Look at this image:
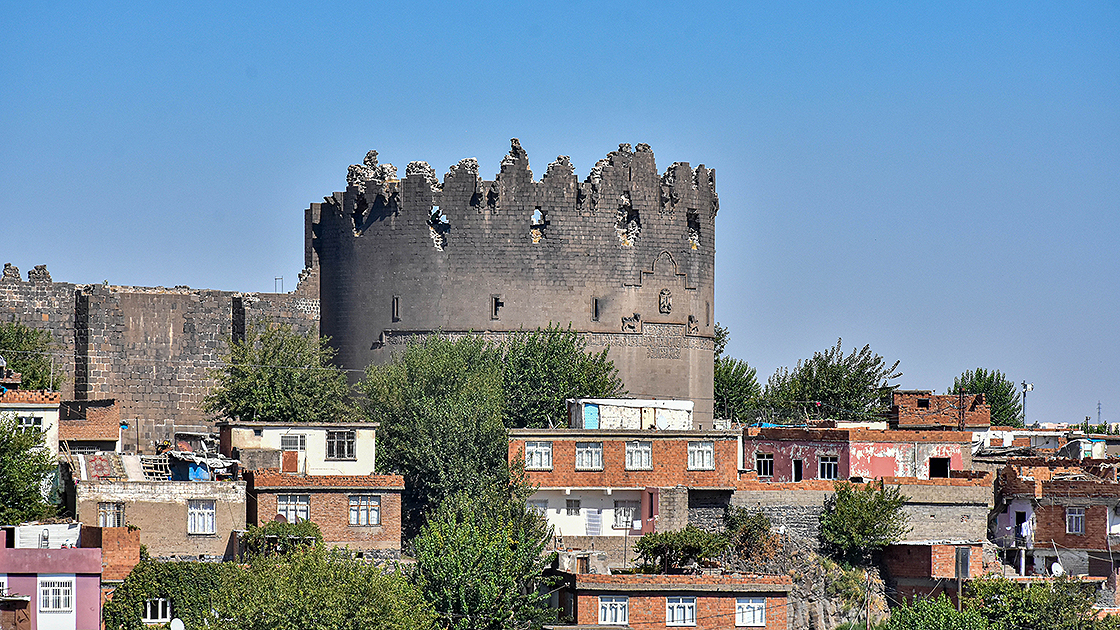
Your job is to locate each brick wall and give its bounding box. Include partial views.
[253,489,402,551]
[890,392,990,429]
[1035,504,1108,550]
[79,526,141,581]
[510,432,740,489]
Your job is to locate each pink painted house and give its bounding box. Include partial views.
[0,529,102,630]
[744,427,972,483]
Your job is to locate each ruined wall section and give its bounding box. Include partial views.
[0,264,319,439]
[313,141,718,423]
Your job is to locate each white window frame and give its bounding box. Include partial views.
[280,434,306,451]
[528,499,549,516]
[187,499,216,535]
[625,440,652,470]
[614,500,640,529]
[566,499,581,516]
[39,579,73,613]
[575,442,604,470]
[819,455,840,480]
[687,441,715,470]
[525,441,553,470]
[326,430,356,460]
[142,597,172,624]
[277,494,310,524]
[666,596,697,626]
[755,452,774,477]
[98,502,125,527]
[599,595,629,625]
[349,495,380,526]
[17,416,43,433]
[0,575,6,597]
[736,597,766,627]
[1067,507,1085,535]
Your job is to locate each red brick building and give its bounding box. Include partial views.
[553,573,791,629]
[59,399,121,454]
[245,469,404,554]
[883,542,987,605]
[886,390,990,431]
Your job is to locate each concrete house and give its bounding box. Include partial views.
[0,528,102,630]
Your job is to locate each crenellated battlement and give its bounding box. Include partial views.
[308,139,722,425]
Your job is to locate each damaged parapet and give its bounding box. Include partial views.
[308,139,721,426]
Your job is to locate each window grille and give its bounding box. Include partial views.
[277,495,310,524]
[525,442,552,470]
[349,495,380,526]
[575,442,604,470]
[625,441,652,470]
[187,500,216,534]
[39,580,73,612]
[687,441,714,470]
[326,430,355,460]
[98,502,125,527]
[599,596,628,625]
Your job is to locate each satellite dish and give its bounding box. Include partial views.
[170,619,185,630]
[1051,562,1065,576]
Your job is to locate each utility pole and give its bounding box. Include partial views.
[1022,382,1034,425]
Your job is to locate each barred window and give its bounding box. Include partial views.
[525,442,552,470]
[277,494,310,523]
[736,597,766,626]
[349,495,380,526]
[599,596,628,625]
[614,500,640,529]
[666,596,696,626]
[280,434,306,451]
[566,499,581,516]
[326,430,356,460]
[142,598,171,624]
[187,500,216,534]
[575,442,604,470]
[687,441,714,470]
[98,502,124,527]
[39,580,73,612]
[625,441,652,470]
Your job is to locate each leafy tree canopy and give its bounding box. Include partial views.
[634,525,728,573]
[763,338,901,422]
[820,480,910,565]
[239,519,323,558]
[0,321,63,390]
[884,593,989,630]
[713,322,730,359]
[964,575,1120,630]
[714,356,761,422]
[0,412,57,524]
[412,482,556,630]
[501,325,624,429]
[203,322,354,424]
[723,506,773,560]
[950,368,1023,428]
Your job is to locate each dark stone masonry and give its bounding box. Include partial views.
[310,140,719,424]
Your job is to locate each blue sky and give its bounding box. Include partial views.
[2,1,1117,424]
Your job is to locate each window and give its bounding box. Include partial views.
[614,500,640,529]
[1067,507,1085,534]
[793,459,803,482]
[917,398,930,408]
[490,295,503,320]
[736,597,766,626]
[626,441,652,470]
[326,430,356,460]
[39,580,73,612]
[819,456,839,480]
[280,434,306,451]
[187,500,216,534]
[666,596,696,626]
[98,502,124,527]
[755,453,774,477]
[575,442,604,470]
[687,441,714,470]
[391,295,400,322]
[0,575,6,596]
[142,598,171,624]
[591,297,601,322]
[277,495,310,523]
[929,457,951,478]
[528,499,548,516]
[525,441,552,470]
[349,495,380,526]
[599,596,628,625]
[566,499,581,516]
[17,416,42,433]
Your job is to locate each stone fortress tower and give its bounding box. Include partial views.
[306,140,719,425]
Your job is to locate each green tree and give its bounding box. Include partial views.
[820,480,910,565]
[501,325,624,429]
[212,546,433,630]
[964,575,1120,630]
[633,525,728,573]
[0,322,63,390]
[412,484,556,630]
[884,594,988,630]
[763,338,901,422]
[0,412,57,524]
[238,519,323,558]
[723,506,772,560]
[714,356,761,422]
[950,368,1023,428]
[103,552,239,630]
[713,322,730,359]
[361,335,509,536]
[203,322,354,424]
